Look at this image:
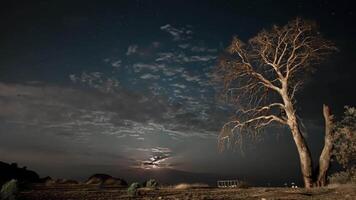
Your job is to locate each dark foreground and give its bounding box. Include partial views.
[19,184,356,200]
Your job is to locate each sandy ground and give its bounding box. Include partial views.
[18,184,356,200]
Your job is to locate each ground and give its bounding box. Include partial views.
[18,184,356,200]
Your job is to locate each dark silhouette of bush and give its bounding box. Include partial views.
[0,161,39,186]
[328,169,356,185]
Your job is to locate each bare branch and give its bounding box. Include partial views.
[215,18,336,152]
[238,103,285,115]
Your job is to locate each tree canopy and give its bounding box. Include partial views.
[215,18,337,188]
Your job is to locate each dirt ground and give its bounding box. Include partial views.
[18,184,356,200]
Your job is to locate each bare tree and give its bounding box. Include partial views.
[215,18,337,188]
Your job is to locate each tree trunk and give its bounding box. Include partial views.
[289,121,314,188]
[315,104,333,187]
[282,89,314,188]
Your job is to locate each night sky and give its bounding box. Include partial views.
[0,0,355,186]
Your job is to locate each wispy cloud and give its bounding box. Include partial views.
[160,24,193,41]
[0,82,219,142]
[111,59,122,68]
[126,44,138,55]
[140,73,160,80]
[156,52,216,63]
[69,72,119,93]
[171,83,187,89]
[191,46,217,53]
[18,23,227,171]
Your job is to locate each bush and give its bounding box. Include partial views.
[332,106,356,171]
[0,179,18,200]
[328,168,356,185]
[235,181,250,188]
[127,182,140,196]
[145,179,159,189]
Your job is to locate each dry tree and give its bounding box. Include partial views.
[214,18,337,188]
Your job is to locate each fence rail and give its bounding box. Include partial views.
[217,180,240,188]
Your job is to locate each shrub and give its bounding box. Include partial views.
[0,179,18,200]
[127,182,140,196]
[236,181,249,188]
[145,179,159,189]
[332,106,356,171]
[328,168,356,185]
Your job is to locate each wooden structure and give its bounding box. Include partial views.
[217,180,240,188]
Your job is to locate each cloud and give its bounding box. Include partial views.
[191,46,217,53]
[178,44,190,49]
[132,146,174,169]
[69,72,119,93]
[131,62,182,79]
[171,83,187,89]
[181,72,200,82]
[189,55,216,62]
[126,44,138,55]
[152,147,171,154]
[63,26,222,155]
[156,52,216,63]
[111,59,122,68]
[0,81,224,172]
[140,73,160,80]
[155,52,174,62]
[0,82,220,143]
[135,147,171,154]
[3,23,224,172]
[160,24,193,41]
[133,63,164,73]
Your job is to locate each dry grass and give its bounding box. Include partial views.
[327,182,356,189]
[18,183,356,200]
[173,183,209,189]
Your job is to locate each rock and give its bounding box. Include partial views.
[86,174,112,184]
[55,179,79,184]
[40,176,55,186]
[85,174,127,187]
